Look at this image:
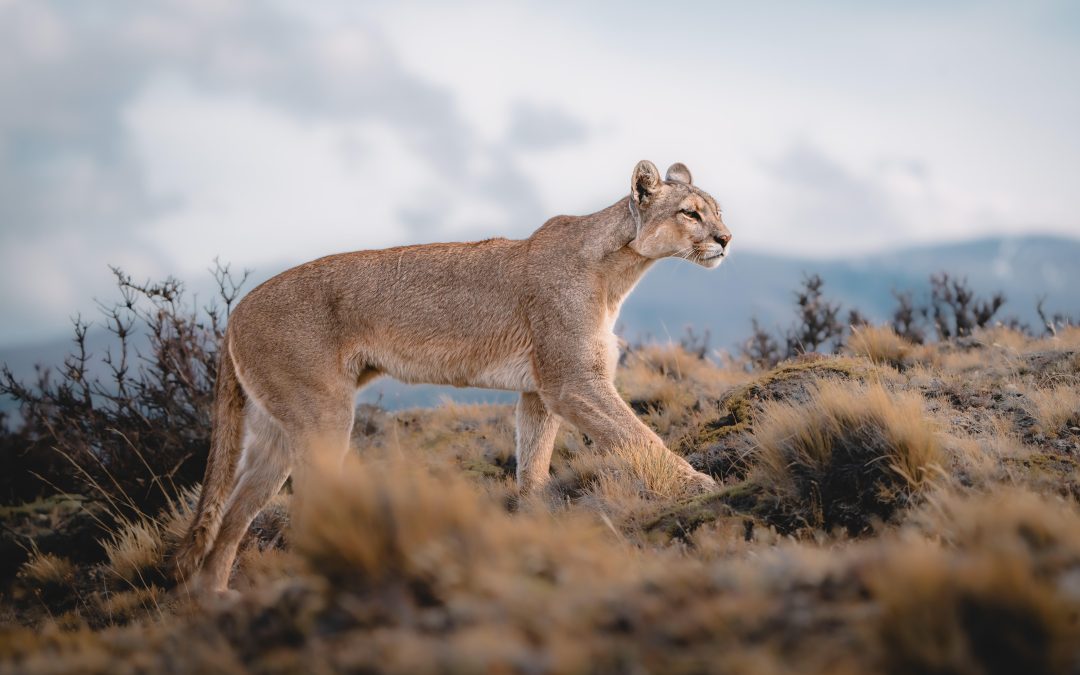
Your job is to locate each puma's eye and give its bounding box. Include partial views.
[679,209,701,221]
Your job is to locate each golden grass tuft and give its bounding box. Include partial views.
[622,343,745,393]
[870,538,1077,675]
[97,584,167,623]
[617,344,749,440]
[1025,385,1080,437]
[1053,325,1080,349]
[19,552,75,589]
[103,517,165,585]
[159,485,201,547]
[870,490,1080,674]
[291,458,494,591]
[912,487,1080,568]
[605,439,711,498]
[752,381,943,533]
[846,325,928,369]
[290,454,631,634]
[974,325,1031,352]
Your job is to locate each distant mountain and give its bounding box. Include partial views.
[3,235,1077,412]
[620,234,1080,353]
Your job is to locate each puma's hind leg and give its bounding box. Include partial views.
[196,368,370,594]
[197,402,293,593]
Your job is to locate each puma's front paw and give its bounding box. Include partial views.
[683,469,718,495]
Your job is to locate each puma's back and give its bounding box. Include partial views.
[227,237,535,395]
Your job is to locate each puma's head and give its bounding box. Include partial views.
[627,160,732,269]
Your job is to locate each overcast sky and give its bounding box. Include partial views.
[1,0,1078,347]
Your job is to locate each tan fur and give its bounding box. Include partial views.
[176,160,733,592]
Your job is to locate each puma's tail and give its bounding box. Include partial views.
[172,337,246,583]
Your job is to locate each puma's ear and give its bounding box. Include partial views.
[665,162,692,184]
[631,160,662,206]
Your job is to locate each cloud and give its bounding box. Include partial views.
[762,143,954,255]
[768,143,901,237]
[505,101,589,151]
[0,1,555,237]
[0,0,590,345]
[1,0,1078,347]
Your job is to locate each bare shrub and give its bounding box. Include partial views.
[678,326,711,360]
[742,275,851,369]
[785,274,847,356]
[928,272,1006,339]
[890,290,926,344]
[742,273,1030,371]
[752,381,942,533]
[0,262,248,515]
[742,318,783,369]
[1036,296,1078,337]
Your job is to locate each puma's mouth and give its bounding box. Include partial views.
[698,244,729,268]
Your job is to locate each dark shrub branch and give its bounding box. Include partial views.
[0,262,249,513]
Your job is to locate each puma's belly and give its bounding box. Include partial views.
[372,346,536,392]
[469,350,537,391]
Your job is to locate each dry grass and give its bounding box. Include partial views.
[97,584,168,624]
[19,553,75,588]
[292,458,494,590]
[3,338,1080,673]
[618,344,749,439]
[621,343,745,397]
[102,517,165,586]
[1026,385,1080,437]
[869,537,1077,675]
[975,325,1032,352]
[846,324,938,370]
[752,381,943,533]
[872,489,1080,674]
[602,438,706,498]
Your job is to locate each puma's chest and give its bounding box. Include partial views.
[601,307,622,375]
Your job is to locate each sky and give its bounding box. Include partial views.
[1,0,1078,347]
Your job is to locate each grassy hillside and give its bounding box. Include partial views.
[2,323,1079,673]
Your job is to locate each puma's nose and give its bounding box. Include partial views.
[713,232,732,248]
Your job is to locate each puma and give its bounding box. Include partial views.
[175,160,733,592]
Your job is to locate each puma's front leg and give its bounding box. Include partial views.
[515,392,561,495]
[537,363,716,495]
